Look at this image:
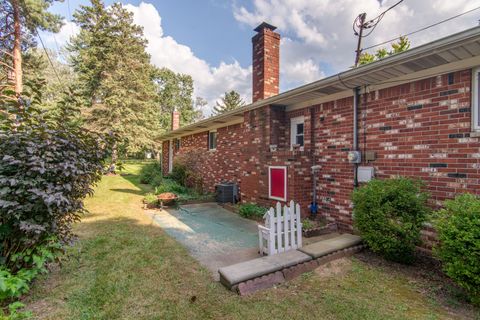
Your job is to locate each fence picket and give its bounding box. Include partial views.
[296,203,302,248]
[257,201,303,256]
[283,205,289,251]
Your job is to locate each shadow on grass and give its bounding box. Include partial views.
[27,212,479,320]
[120,174,153,194]
[27,214,222,320]
[109,188,145,196]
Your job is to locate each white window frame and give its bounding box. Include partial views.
[290,116,305,151]
[268,166,287,202]
[208,130,217,150]
[472,67,480,131]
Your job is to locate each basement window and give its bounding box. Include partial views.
[208,130,217,150]
[268,166,287,202]
[473,67,480,131]
[290,116,305,150]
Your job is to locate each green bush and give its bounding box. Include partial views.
[0,237,62,303]
[302,219,314,230]
[434,193,480,305]
[0,113,108,271]
[155,179,188,195]
[170,150,206,192]
[170,163,188,187]
[238,203,266,220]
[143,193,158,206]
[352,177,429,264]
[139,162,162,185]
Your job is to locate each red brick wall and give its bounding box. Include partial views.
[161,140,169,174]
[252,26,280,102]
[171,124,245,192]
[161,69,480,247]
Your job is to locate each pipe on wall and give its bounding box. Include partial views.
[353,87,360,187]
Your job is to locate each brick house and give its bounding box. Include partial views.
[159,23,480,246]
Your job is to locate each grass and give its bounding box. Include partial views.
[22,162,478,319]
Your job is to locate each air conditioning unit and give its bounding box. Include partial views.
[215,182,238,204]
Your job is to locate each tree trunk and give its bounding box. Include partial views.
[12,0,22,96]
[110,141,118,174]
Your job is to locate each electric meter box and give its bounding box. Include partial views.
[347,151,362,164]
[358,166,375,182]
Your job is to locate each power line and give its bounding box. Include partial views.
[20,0,64,84]
[363,5,480,51]
[353,0,405,38]
[35,28,62,84]
[353,0,405,66]
[66,0,75,36]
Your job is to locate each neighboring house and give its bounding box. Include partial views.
[159,22,480,248]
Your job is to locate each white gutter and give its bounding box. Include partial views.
[158,26,480,141]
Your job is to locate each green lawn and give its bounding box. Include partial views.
[23,163,478,319]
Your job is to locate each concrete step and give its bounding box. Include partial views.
[218,250,312,288]
[298,233,362,258]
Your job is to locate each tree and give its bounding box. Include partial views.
[212,90,245,115]
[68,0,160,164]
[153,67,202,131]
[0,0,63,100]
[22,48,76,113]
[193,97,207,121]
[358,36,410,66]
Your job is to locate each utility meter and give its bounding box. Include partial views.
[348,151,362,164]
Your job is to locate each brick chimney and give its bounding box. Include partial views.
[252,22,280,103]
[171,109,180,131]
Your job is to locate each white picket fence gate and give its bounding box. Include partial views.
[258,201,302,256]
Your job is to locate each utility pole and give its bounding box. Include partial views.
[12,0,23,96]
[354,13,366,67]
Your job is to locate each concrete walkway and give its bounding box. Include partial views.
[149,203,260,279]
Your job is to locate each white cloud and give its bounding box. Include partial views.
[43,20,79,49]
[125,2,251,115]
[234,0,480,91]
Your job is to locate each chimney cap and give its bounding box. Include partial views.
[254,22,277,33]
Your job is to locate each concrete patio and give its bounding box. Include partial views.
[148,203,260,279]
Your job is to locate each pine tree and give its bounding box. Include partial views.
[212,90,245,115]
[68,0,160,161]
[1,0,62,102]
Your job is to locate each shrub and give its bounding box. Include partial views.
[302,219,314,230]
[155,179,188,195]
[170,149,206,192]
[352,177,429,264]
[0,115,108,271]
[143,193,158,206]
[139,162,162,185]
[434,193,480,305]
[238,203,266,220]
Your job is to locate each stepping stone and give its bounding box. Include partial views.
[219,250,312,288]
[299,234,362,259]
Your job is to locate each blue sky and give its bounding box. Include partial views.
[43,0,480,115]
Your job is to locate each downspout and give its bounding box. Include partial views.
[353,87,360,187]
[309,107,319,218]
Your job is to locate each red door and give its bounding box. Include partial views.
[269,166,287,201]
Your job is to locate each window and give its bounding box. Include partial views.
[268,166,287,201]
[290,116,305,150]
[175,138,181,150]
[473,67,480,131]
[208,130,217,150]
